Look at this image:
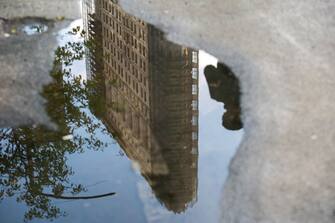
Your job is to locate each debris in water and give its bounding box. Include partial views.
[62,134,73,141]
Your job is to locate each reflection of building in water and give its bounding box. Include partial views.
[83,0,107,117]
[84,0,199,213]
[82,0,103,79]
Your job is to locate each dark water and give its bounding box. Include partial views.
[0,2,243,223]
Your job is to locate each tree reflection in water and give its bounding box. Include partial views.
[0,29,114,222]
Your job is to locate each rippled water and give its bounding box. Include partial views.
[0,1,243,222]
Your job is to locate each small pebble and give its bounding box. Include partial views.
[56,16,65,21]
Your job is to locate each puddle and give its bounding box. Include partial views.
[22,23,48,35]
[0,1,243,223]
[0,18,52,37]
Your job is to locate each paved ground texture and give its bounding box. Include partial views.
[118,0,335,222]
[0,0,80,128]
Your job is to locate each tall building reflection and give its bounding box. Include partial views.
[83,0,199,213]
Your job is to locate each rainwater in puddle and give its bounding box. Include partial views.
[0,1,243,222]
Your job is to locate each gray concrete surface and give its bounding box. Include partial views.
[0,0,81,19]
[0,0,80,128]
[118,0,335,222]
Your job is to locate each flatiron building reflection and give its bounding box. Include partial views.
[83,0,199,213]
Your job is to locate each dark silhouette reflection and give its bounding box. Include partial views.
[84,1,199,213]
[0,30,115,221]
[204,63,243,130]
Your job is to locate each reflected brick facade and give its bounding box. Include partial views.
[85,0,199,213]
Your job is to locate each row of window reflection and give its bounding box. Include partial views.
[104,53,198,102]
[107,81,150,120]
[192,67,198,79]
[107,101,150,145]
[104,54,148,104]
[106,65,149,104]
[107,106,198,148]
[103,38,147,76]
[102,27,147,69]
[192,51,198,64]
[107,97,198,145]
[192,84,198,95]
[102,1,146,42]
[103,17,146,56]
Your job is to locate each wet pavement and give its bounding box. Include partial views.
[0,2,243,223]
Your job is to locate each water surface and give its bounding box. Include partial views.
[0,2,243,222]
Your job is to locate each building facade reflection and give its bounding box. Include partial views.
[84,0,199,213]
